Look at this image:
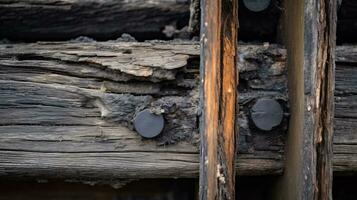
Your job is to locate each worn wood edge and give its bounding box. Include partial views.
[313,0,336,199]
[199,0,238,199]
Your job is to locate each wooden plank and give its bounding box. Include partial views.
[199,0,238,199]
[0,41,286,181]
[313,0,336,199]
[0,0,190,41]
[275,0,336,199]
[0,41,357,182]
[334,46,357,173]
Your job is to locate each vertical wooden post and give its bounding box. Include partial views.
[275,0,336,199]
[199,0,238,199]
[313,0,336,199]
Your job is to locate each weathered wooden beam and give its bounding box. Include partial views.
[313,0,336,199]
[334,46,357,173]
[276,0,336,199]
[1,41,357,183]
[0,41,286,181]
[0,0,190,41]
[199,0,238,199]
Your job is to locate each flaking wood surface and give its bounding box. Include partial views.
[0,0,190,41]
[0,41,356,181]
[314,0,336,199]
[0,41,356,180]
[0,41,286,180]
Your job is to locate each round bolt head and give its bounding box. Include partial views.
[250,99,283,131]
[133,109,164,138]
[243,0,271,12]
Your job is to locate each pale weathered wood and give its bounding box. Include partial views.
[0,41,356,182]
[0,41,286,181]
[0,0,190,41]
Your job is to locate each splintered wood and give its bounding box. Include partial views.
[199,0,238,199]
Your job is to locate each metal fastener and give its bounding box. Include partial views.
[243,0,271,12]
[250,98,283,131]
[133,109,164,138]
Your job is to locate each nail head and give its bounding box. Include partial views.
[133,109,164,138]
[250,98,283,131]
[243,0,271,12]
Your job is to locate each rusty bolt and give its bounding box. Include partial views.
[133,109,164,138]
[250,98,283,131]
[243,0,271,12]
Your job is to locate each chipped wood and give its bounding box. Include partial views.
[0,41,287,181]
[314,0,336,199]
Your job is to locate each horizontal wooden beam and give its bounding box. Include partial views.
[0,41,285,180]
[0,41,356,181]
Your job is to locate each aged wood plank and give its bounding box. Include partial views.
[199,0,238,199]
[275,0,336,199]
[0,41,286,180]
[334,46,357,173]
[0,0,190,41]
[1,41,357,181]
[314,1,336,199]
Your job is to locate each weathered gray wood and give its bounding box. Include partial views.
[0,0,190,41]
[1,41,356,181]
[334,46,357,173]
[0,41,287,180]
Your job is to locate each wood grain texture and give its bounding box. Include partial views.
[276,0,336,199]
[0,41,356,182]
[314,0,336,199]
[199,0,238,199]
[334,46,357,173]
[0,41,287,181]
[0,0,190,41]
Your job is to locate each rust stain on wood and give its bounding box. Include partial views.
[200,0,238,199]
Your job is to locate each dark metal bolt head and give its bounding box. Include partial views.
[243,0,271,12]
[133,109,164,138]
[250,98,283,131]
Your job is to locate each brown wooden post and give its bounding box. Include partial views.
[199,0,238,199]
[275,0,336,199]
[313,0,336,199]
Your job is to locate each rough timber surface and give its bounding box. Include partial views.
[0,41,287,180]
[0,0,190,41]
[1,41,357,180]
[334,46,357,173]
